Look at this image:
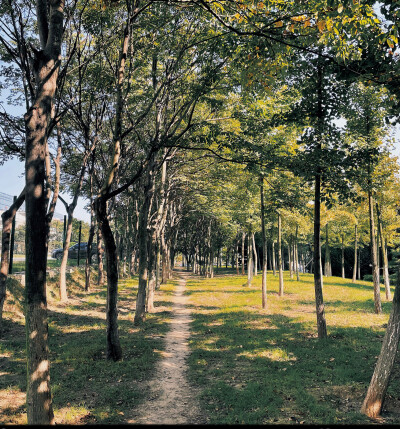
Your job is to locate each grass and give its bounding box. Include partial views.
[186,269,400,425]
[2,266,400,424]
[0,268,177,424]
[10,258,89,273]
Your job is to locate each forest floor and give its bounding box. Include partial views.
[2,267,400,425]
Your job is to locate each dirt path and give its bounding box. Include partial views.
[127,272,205,425]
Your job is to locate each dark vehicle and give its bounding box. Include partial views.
[52,242,97,261]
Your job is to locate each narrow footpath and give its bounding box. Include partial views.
[128,272,205,424]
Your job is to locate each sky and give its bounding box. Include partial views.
[0,157,91,223]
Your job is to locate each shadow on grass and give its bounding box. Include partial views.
[295,298,393,315]
[187,305,388,425]
[1,276,174,425]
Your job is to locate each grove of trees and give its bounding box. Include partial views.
[1,0,400,423]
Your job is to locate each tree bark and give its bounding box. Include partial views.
[95,198,122,361]
[324,223,332,277]
[235,235,239,275]
[260,176,267,308]
[135,164,155,324]
[289,239,293,279]
[241,232,245,275]
[97,228,105,285]
[59,208,73,301]
[278,213,284,296]
[341,234,345,279]
[295,225,300,281]
[0,188,25,333]
[376,203,391,301]
[252,232,257,276]
[361,269,400,418]
[25,0,67,422]
[314,172,327,338]
[369,188,382,314]
[352,224,358,283]
[247,232,253,286]
[272,239,276,276]
[85,173,95,292]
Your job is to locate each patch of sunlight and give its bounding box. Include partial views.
[0,387,25,424]
[238,347,296,362]
[55,405,91,424]
[60,325,102,334]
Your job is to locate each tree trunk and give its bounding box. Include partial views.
[260,177,267,308]
[135,164,155,324]
[383,238,391,301]
[241,232,245,275]
[376,204,391,301]
[295,225,300,281]
[247,233,253,287]
[289,239,293,279]
[0,188,25,333]
[314,172,327,338]
[369,189,382,314]
[341,234,345,279]
[361,269,400,418]
[147,229,157,313]
[358,248,361,280]
[272,240,276,276]
[59,209,73,301]
[161,228,168,284]
[97,228,105,285]
[278,213,284,296]
[155,238,162,289]
[24,1,68,421]
[352,224,358,283]
[252,232,257,276]
[324,223,332,277]
[85,186,95,291]
[235,236,239,275]
[95,198,122,361]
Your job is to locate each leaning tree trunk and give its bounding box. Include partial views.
[95,198,122,361]
[369,188,382,314]
[0,188,25,333]
[278,213,284,296]
[361,269,400,418]
[352,224,358,283]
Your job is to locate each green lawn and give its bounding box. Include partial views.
[186,269,398,425]
[1,268,399,424]
[0,269,176,424]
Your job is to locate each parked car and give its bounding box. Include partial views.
[52,242,97,261]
